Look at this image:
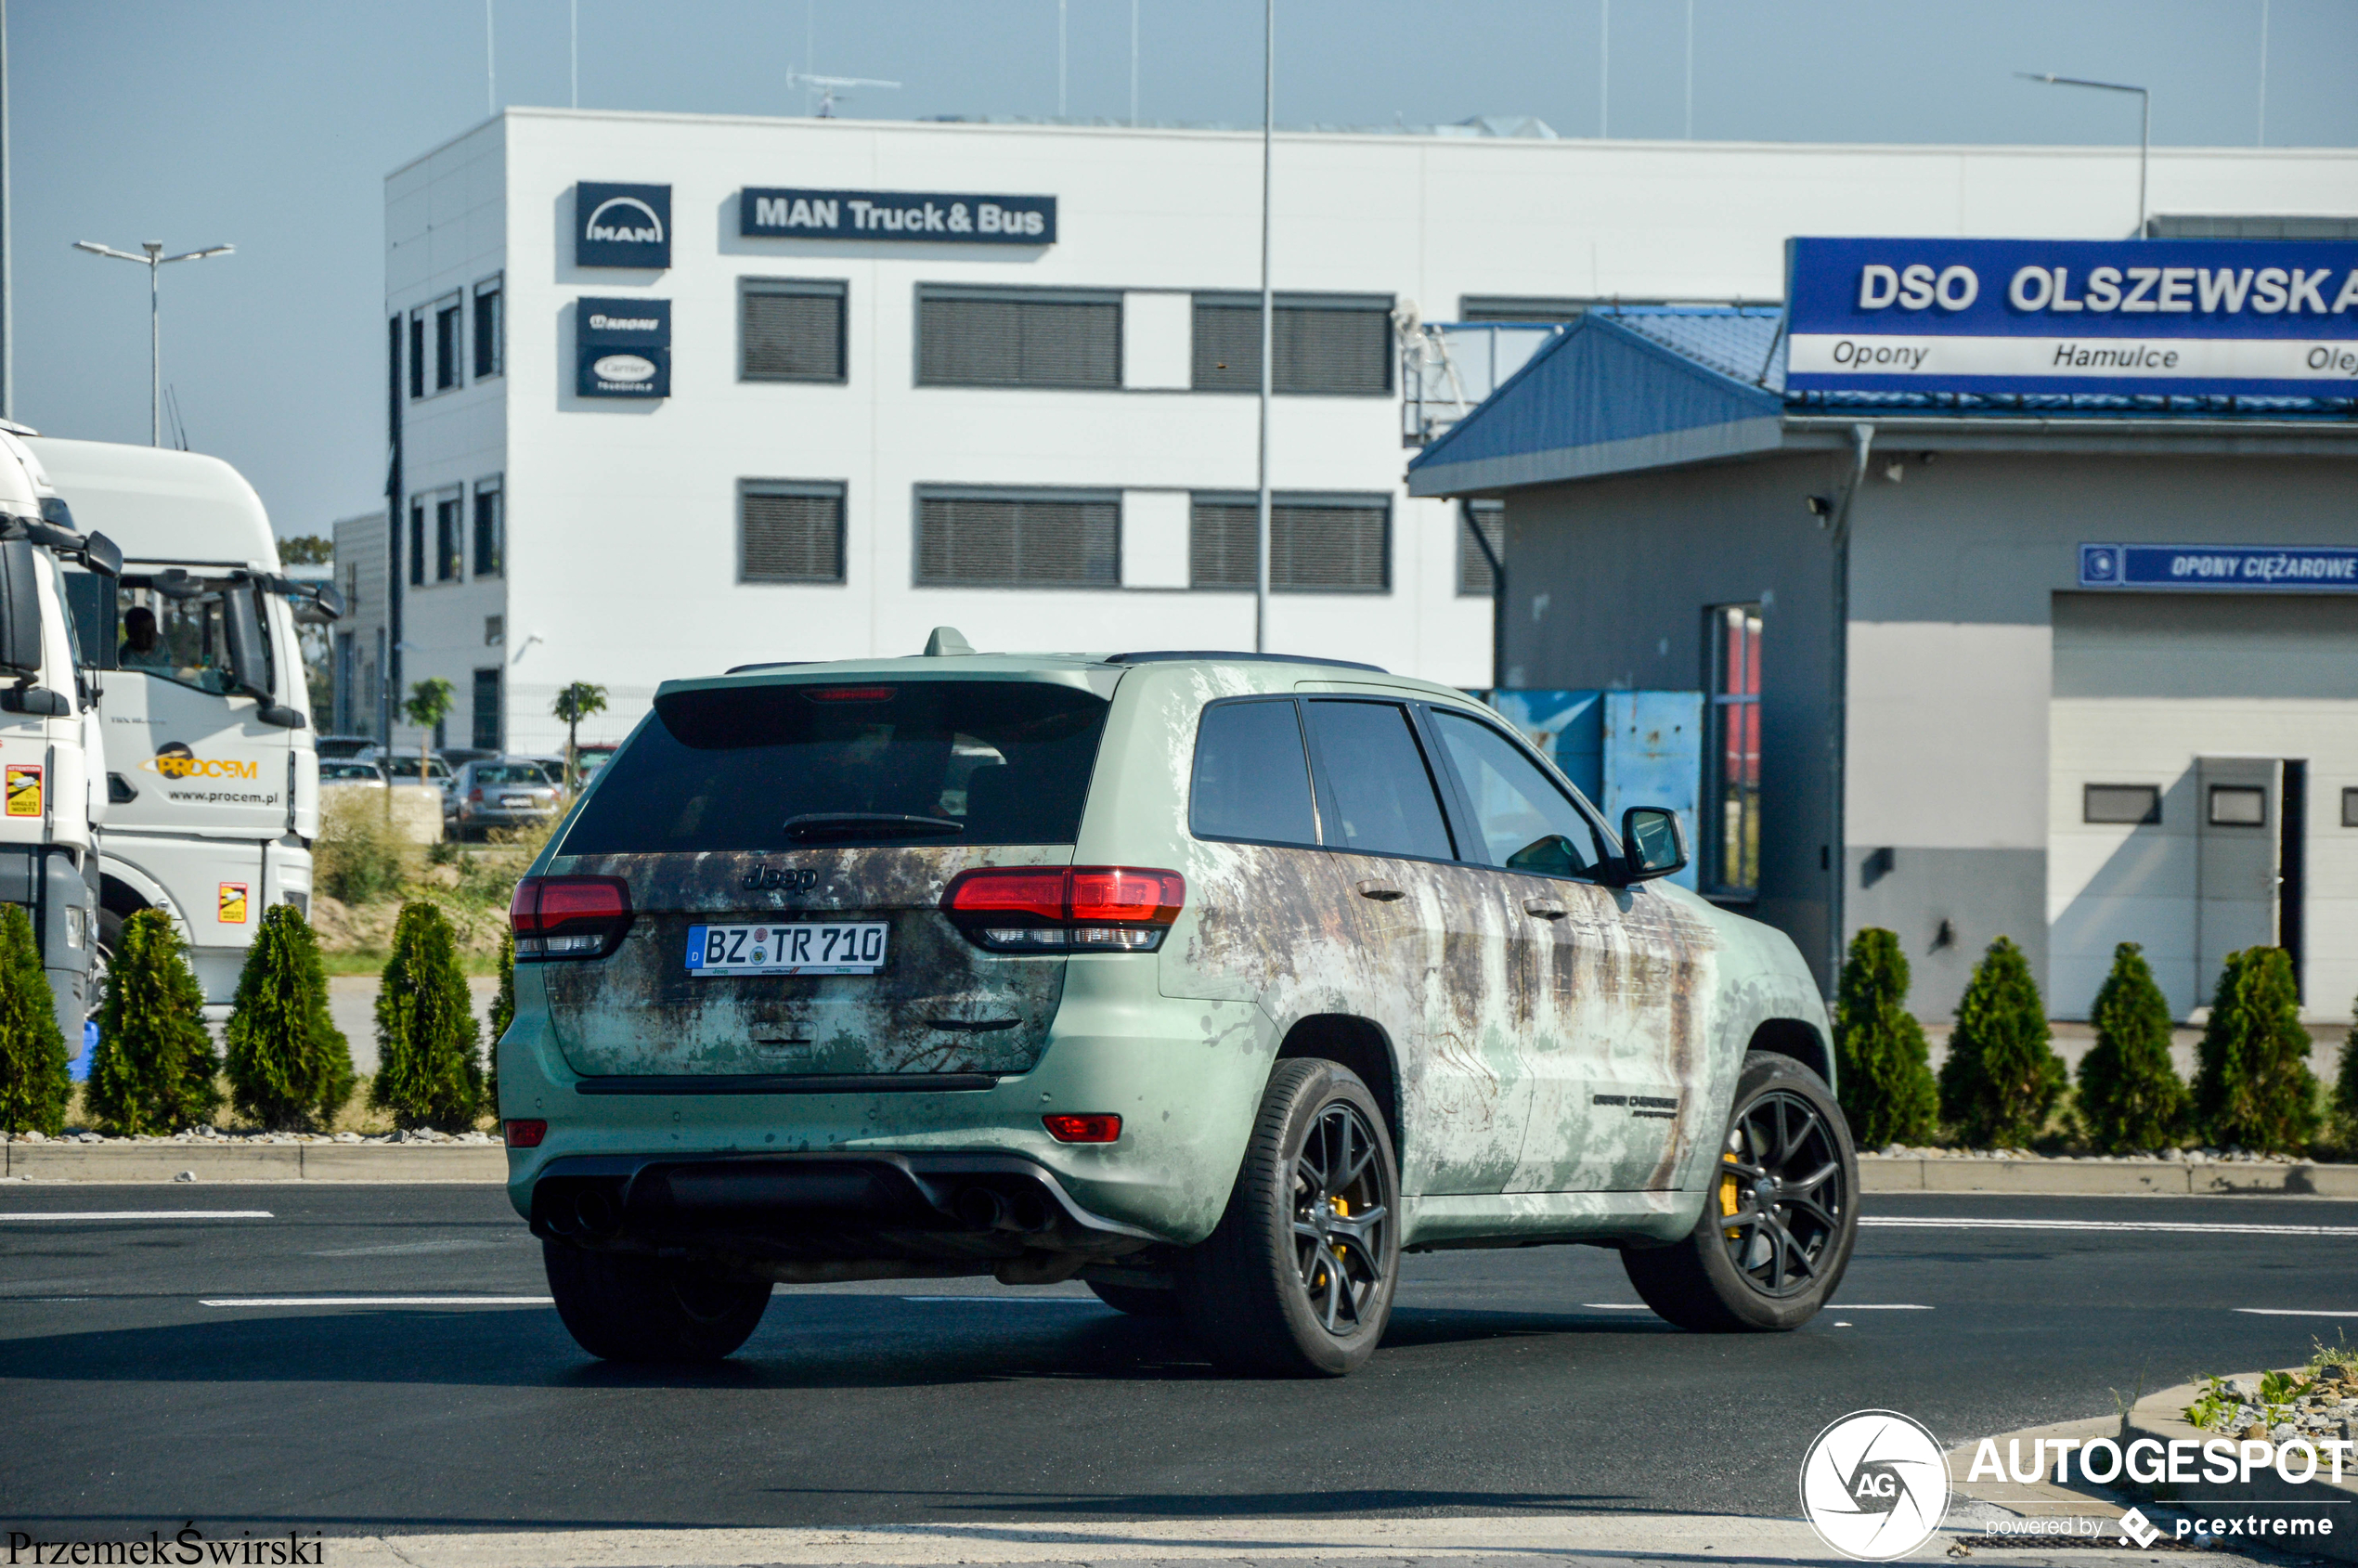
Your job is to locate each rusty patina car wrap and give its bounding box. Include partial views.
[498,653,1832,1258]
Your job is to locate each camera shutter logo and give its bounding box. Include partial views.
[1798,1409,1951,1560]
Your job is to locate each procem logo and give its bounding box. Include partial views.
[1799,1410,1952,1560]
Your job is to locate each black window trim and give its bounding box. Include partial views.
[472,273,504,381]
[738,476,849,587]
[914,282,1124,392]
[1185,694,1327,852]
[1415,701,1618,885]
[738,276,849,385]
[910,483,1123,592]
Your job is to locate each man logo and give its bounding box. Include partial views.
[583,195,664,246]
[1798,1410,1951,1561]
[590,354,657,384]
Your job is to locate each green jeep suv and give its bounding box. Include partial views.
[499,642,1856,1376]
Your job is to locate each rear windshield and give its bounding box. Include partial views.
[558,680,1110,854]
[474,765,550,786]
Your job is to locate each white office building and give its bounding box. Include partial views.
[364,106,2355,755]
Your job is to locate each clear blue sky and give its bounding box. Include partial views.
[15,0,2356,539]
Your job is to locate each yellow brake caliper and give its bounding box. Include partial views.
[1720,1151,1743,1240]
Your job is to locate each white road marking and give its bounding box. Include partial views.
[1863,1216,2358,1237]
[310,1238,506,1257]
[0,1211,274,1222]
[1581,1303,1654,1310]
[899,1295,1102,1303]
[1583,1302,1929,1311]
[200,1296,553,1307]
[2235,1308,2358,1317]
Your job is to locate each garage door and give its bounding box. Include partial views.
[2049,592,2358,1021]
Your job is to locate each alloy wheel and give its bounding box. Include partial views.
[1716,1088,1847,1299]
[1289,1101,1392,1335]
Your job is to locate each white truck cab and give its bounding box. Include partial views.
[28,439,338,1015]
[0,430,121,1045]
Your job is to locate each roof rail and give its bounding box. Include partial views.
[1104,650,1388,673]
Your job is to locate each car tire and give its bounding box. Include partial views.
[1175,1057,1400,1377]
[1621,1050,1859,1332]
[542,1239,772,1363]
[1087,1279,1183,1317]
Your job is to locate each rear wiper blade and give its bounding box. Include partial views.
[783,812,965,841]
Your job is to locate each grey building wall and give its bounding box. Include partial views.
[330,509,388,739]
[1499,450,1856,993]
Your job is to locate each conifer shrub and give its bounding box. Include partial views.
[2076,942,2190,1153]
[1937,935,2066,1147]
[0,904,70,1136]
[224,904,356,1131]
[2192,946,2318,1153]
[1833,927,1938,1147]
[2334,991,2358,1149]
[86,909,221,1135]
[369,901,482,1130]
[486,930,515,1115]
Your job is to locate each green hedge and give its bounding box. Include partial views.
[87,909,220,1135]
[369,902,482,1130]
[1937,935,2066,1148]
[1833,927,1938,1147]
[0,904,68,1135]
[224,905,356,1131]
[2075,942,2189,1153]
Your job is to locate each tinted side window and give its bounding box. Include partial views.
[1303,700,1454,861]
[1431,710,1606,878]
[1191,699,1318,847]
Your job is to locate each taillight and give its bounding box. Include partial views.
[468,788,484,803]
[1043,1113,1121,1144]
[941,866,1185,952]
[504,1119,548,1147]
[510,875,632,961]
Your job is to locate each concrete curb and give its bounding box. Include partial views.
[2118,1373,2358,1561]
[1859,1155,2358,1198]
[1,1142,507,1182]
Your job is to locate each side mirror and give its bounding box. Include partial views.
[308,583,346,620]
[0,537,42,678]
[223,584,272,701]
[257,704,307,730]
[1617,806,1689,885]
[80,532,122,578]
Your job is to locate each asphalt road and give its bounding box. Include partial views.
[2,1186,2354,1540]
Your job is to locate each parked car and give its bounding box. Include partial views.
[317,734,376,761]
[318,759,386,784]
[452,758,564,838]
[500,644,1851,1375]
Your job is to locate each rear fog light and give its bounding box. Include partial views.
[1043,1113,1121,1144]
[504,1120,548,1148]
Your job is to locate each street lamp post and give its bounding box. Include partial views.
[2017,72,2150,237]
[71,238,233,447]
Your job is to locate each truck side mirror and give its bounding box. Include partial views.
[223,582,272,702]
[1616,806,1689,885]
[80,532,122,578]
[0,537,44,678]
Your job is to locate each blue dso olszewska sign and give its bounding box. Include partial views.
[1786,238,2358,397]
[577,298,669,398]
[2079,543,2358,590]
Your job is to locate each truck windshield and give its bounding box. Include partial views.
[559,680,1109,855]
[73,574,277,700]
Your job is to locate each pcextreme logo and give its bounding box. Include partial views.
[139,741,258,782]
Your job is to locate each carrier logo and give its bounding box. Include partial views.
[575,182,671,267]
[1798,1410,1951,1561]
[140,742,259,782]
[576,297,669,398]
[590,354,657,384]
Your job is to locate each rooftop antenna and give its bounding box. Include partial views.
[787,69,900,118]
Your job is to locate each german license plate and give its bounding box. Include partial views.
[500,795,536,808]
[685,922,887,977]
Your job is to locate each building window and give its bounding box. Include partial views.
[1190,292,1393,395]
[1458,500,1503,596]
[473,275,503,380]
[2209,784,2266,827]
[740,480,847,583]
[1704,603,1762,898]
[913,486,1119,589]
[1458,296,1604,324]
[407,499,424,585]
[434,493,463,582]
[1187,493,1391,594]
[740,279,847,382]
[434,293,462,391]
[472,667,501,752]
[407,310,426,399]
[2084,784,2161,825]
[916,285,1121,389]
[2344,787,2358,828]
[473,479,502,577]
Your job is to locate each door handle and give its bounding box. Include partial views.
[1523,898,1567,920]
[1355,879,1406,901]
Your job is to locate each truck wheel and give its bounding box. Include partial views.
[542,1239,772,1362]
[1175,1058,1399,1377]
[1621,1051,1858,1332]
[1087,1279,1182,1317]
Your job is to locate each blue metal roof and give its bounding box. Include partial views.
[1406,309,1784,497]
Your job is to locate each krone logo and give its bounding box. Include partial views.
[584,195,664,245]
[1798,1409,1950,1561]
[590,354,657,384]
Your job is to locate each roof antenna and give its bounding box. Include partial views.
[923,627,975,656]
[787,69,900,118]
